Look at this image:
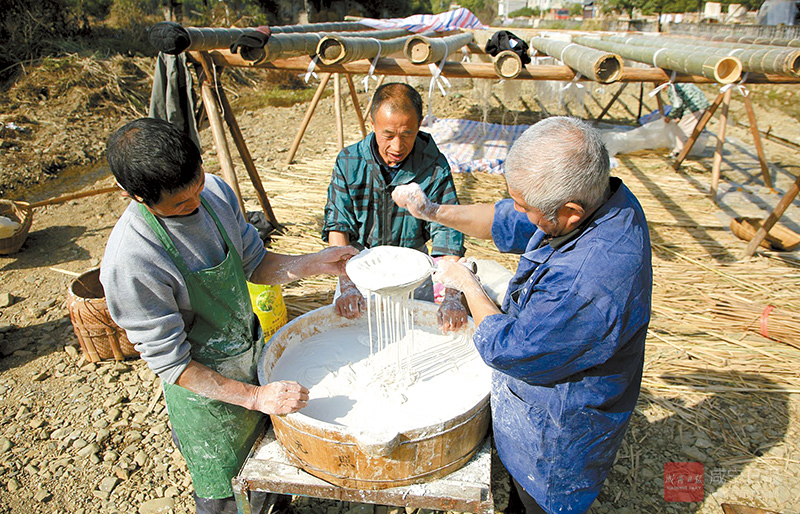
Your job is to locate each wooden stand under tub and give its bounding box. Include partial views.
[232,427,494,514]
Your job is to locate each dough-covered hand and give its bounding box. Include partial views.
[437,291,467,333]
[335,283,365,319]
[312,246,358,276]
[432,259,482,295]
[392,183,439,222]
[251,380,309,415]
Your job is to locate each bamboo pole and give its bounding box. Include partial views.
[596,82,628,121]
[712,35,800,48]
[334,73,344,151]
[743,93,773,188]
[216,85,281,228]
[710,87,733,203]
[200,51,800,83]
[200,81,245,214]
[574,36,743,83]
[28,185,119,208]
[404,33,474,65]
[605,35,800,77]
[317,31,436,66]
[344,73,367,138]
[530,38,624,83]
[197,53,245,214]
[742,174,800,258]
[285,72,332,165]
[673,89,726,169]
[493,50,524,79]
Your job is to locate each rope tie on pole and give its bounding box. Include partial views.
[721,72,750,96]
[650,70,677,97]
[303,55,319,83]
[558,43,578,64]
[425,57,450,126]
[560,72,584,90]
[461,46,470,63]
[362,41,382,92]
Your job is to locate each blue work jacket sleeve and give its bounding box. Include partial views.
[491,199,538,254]
[474,265,623,386]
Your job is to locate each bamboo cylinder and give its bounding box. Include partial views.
[198,51,800,83]
[574,36,742,83]
[712,34,800,48]
[606,35,800,77]
[530,37,623,84]
[404,32,474,65]
[149,21,371,55]
[317,31,434,65]
[493,50,524,79]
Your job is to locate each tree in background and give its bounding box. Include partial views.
[509,6,542,17]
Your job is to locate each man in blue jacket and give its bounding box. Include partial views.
[392,116,652,514]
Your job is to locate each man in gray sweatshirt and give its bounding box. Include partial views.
[100,118,355,513]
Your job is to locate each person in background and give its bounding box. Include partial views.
[392,116,652,514]
[100,118,356,514]
[667,83,711,157]
[322,82,467,332]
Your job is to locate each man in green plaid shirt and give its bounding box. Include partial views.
[322,83,467,332]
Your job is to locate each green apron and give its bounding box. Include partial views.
[140,199,264,499]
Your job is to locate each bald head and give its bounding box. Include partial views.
[369,83,423,126]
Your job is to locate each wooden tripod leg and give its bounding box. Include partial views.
[285,72,332,165]
[363,75,386,120]
[200,80,246,215]
[742,173,800,258]
[344,73,367,138]
[217,86,282,229]
[654,85,665,117]
[743,93,773,189]
[710,88,732,203]
[334,73,344,151]
[673,89,726,170]
[637,82,644,121]
[596,82,627,122]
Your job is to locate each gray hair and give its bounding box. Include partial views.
[504,116,610,222]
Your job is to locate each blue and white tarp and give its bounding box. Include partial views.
[422,117,529,174]
[360,8,486,34]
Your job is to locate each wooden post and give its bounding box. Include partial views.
[363,75,387,119]
[285,72,332,165]
[637,82,644,121]
[344,73,367,138]
[596,82,628,122]
[196,53,246,215]
[334,73,344,151]
[742,93,774,188]
[654,84,666,117]
[216,86,282,229]
[710,87,732,203]
[742,173,800,258]
[673,89,726,169]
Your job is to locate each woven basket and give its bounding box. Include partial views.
[730,217,800,251]
[0,200,33,255]
[67,268,139,362]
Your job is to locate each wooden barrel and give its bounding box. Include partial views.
[67,268,139,362]
[258,303,491,490]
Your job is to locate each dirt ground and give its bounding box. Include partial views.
[1,55,800,514]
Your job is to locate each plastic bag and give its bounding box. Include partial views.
[601,118,678,157]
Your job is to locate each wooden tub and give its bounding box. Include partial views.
[257,303,491,490]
